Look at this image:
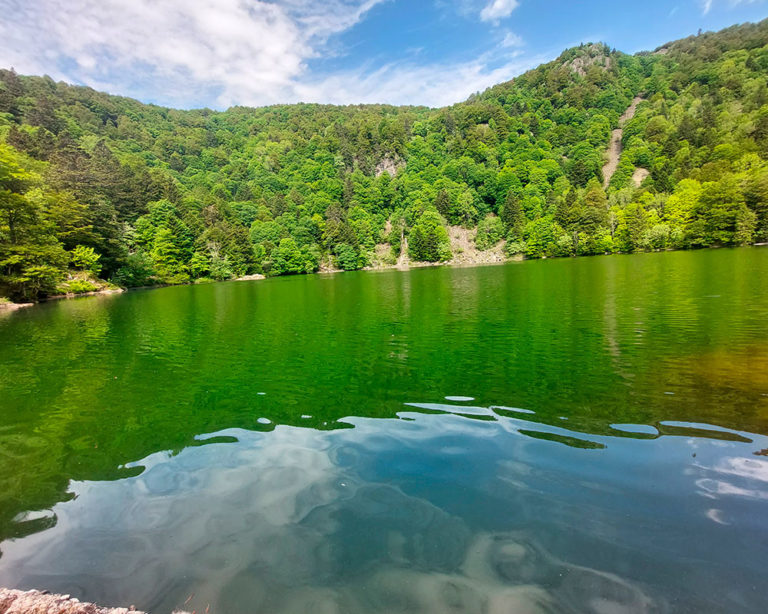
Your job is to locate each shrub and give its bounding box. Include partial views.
[335,243,359,271]
[66,279,98,294]
[475,215,505,250]
[209,254,234,280]
[505,240,526,257]
[70,245,102,276]
[111,252,155,287]
[642,224,672,250]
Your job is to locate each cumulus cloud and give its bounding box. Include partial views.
[479,0,520,22]
[0,0,538,108]
[0,0,379,107]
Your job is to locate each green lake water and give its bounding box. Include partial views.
[1,248,767,613]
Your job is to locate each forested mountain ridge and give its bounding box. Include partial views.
[2,19,768,301]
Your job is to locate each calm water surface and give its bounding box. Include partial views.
[1,249,768,613]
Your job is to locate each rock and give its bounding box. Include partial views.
[0,588,192,614]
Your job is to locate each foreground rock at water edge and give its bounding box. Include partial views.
[0,588,194,614]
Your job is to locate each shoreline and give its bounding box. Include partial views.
[0,588,177,614]
[44,288,125,302]
[0,256,512,309]
[1,245,764,309]
[0,301,34,312]
[0,288,125,312]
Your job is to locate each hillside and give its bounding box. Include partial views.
[2,19,768,301]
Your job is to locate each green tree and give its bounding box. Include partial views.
[499,192,525,238]
[475,215,504,250]
[151,227,188,283]
[0,144,69,300]
[433,189,451,218]
[616,203,648,252]
[111,251,154,287]
[409,209,451,262]
[271,238,305,275]
[71,245,102,276]
[523,216,557,259]
[699,177,746,245]
[335,243,359,271]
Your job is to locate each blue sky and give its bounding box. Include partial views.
[1,0,767,109]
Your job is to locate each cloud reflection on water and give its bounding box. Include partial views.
[1,403,767,613]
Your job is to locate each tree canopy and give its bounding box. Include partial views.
[3,20,768,300]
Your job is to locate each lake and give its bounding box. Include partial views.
[1,249,767,613]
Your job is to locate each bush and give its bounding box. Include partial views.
[377,248,397,266]
[553,234,575,257]
[505,240,526,257]
[475,215,505,250]
[642,224,672,250]
[70,245,102,276]
[66,279,98,294]
[111,252,155,287]
[523,216,556,259]
[335,243,359,271]
[209,254,234,280]
[271,238,308,275]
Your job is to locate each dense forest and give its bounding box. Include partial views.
[2,20,768,301]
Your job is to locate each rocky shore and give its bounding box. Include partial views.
[0,588,190,614]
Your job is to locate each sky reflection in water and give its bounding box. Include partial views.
[1,401,767,614]
[2,250,768,612]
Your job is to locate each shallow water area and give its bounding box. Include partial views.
[1,249,768,613]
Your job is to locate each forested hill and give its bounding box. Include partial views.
[3,20,768,301]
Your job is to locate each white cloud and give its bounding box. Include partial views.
[501,31,525,48]
[0,0,386,107]
[0,0,541,109]
[297,50,543,107]
[479,0,520,22]
[701,0,767,14]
